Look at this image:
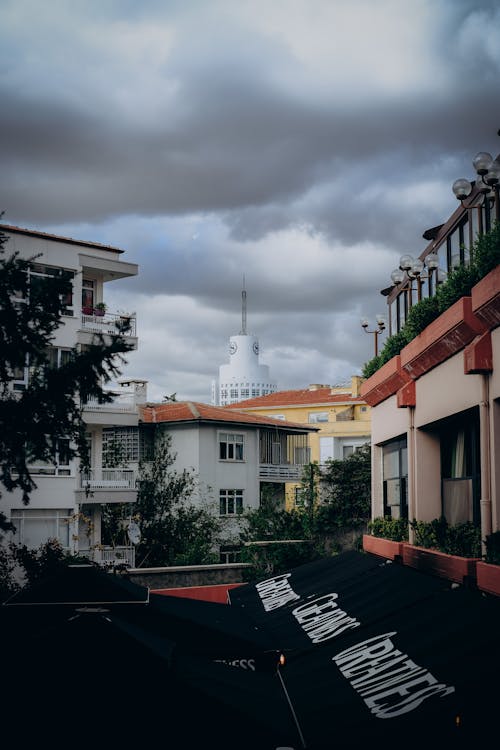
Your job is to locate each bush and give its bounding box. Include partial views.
[409,517,481,558]
[367,516,408,542]
[484,530,500,565]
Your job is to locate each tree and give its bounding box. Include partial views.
[239,446,372,579]
[133,429,221,567]
[0,223,133,531]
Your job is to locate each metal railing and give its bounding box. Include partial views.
[79,546,136,568]
[80,311,136,337]
[83,396,137,412]
[259,464,303,481]
[79,468,137,490]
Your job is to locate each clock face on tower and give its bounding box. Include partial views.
[229,341,237,354]
[253,342,259,355]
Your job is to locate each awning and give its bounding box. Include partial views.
[228,550,500,748]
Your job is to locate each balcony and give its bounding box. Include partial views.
[79,545,136,569]
[80,310,137,337]
[83,395,138,414]
[75,468,138,504]
[259,463,303,481]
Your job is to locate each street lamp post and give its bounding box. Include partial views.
[361,315,386,357]
[452,142,500,228]
[390,251,441,309]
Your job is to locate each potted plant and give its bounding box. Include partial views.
[93,302,107,317]
[402,518,481,585]
[82,305,94,315]
[476,531,500,597]
[363,516,408,560]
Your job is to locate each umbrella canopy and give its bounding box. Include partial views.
[2,562,300,749]
[229,550,500,748]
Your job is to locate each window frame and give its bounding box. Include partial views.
[218,432,244,462]
[219,489,244,516]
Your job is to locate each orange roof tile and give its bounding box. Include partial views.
[224,387,365,409]
[139,401,317,432]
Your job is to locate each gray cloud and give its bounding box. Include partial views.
[1,0,499,401]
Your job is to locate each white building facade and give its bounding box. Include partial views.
[1,224,141,567]
[212,288,277,405]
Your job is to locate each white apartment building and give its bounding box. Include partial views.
[1,224,141,567]
[211,286,277,405]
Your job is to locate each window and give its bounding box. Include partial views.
[46,347,72,369]
[103,427,141,464]
[11,360,29,391]
[294,487,305,508]
[241,388,249,399]
[30,263,74,315]
[230,389,238,399]
[219,545,241,563]
[11,508,72,549]
[219,433,244,461]
[270,414,285,421]
[219,489,244,515]
[82,278,95,312]
[309,412,328,423]
[382,437,408,519]
[29,438,71,476]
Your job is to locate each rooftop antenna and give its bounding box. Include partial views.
[240,275,247,335]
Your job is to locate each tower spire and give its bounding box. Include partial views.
[240,275,247,335]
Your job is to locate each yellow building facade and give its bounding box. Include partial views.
[226,376,371,509]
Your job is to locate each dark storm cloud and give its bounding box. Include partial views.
[1,0,500,400]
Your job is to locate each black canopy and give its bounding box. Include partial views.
[2,563,299,749]
[229,550,500,748]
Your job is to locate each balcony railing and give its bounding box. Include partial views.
[80,311,137,337]
[83,396,137,413]
[79,468,137,490]
[259,464,303,481]
[79,546,135,568]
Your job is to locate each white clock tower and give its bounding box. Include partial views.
[211,284,278,406]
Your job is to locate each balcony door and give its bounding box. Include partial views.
[382,437,408,519]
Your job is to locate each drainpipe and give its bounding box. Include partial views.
[479,374,492,556]
[408,406,416,545]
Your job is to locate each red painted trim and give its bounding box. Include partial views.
[400,297,485,380]
[463,331,493,374]
[476,561,500,597]
[360,356,412,407]
[397,380,416,408]
[472,265,500,330]
[401,544,479,585]
[363,534,403,560]
[152,583,244,603]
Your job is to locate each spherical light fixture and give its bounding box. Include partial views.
[452,178,473,201]
[472,151,493,175]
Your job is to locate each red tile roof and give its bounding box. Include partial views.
[224,387,365,409]
[140,401,317,432]
[0,224,124,254]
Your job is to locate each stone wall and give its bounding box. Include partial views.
[125,562,251,589]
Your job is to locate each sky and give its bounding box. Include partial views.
[1,0,500,403]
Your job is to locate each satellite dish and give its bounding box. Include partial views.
[127,521,141,545]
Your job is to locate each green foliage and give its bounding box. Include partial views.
[367,516,409,542]
[362,223,500,378]
[134,429,220,567]
[410,517,481,558]
[436,262,478,313]
[0,539,94,602]
[239,540,315,582]
[484,530,500,565]
[473,220,500,278]
[0,223,133,530]
[319,444,372,526]
[404,295,440,339]
[362,355,381,379]
[239,448,372,578]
